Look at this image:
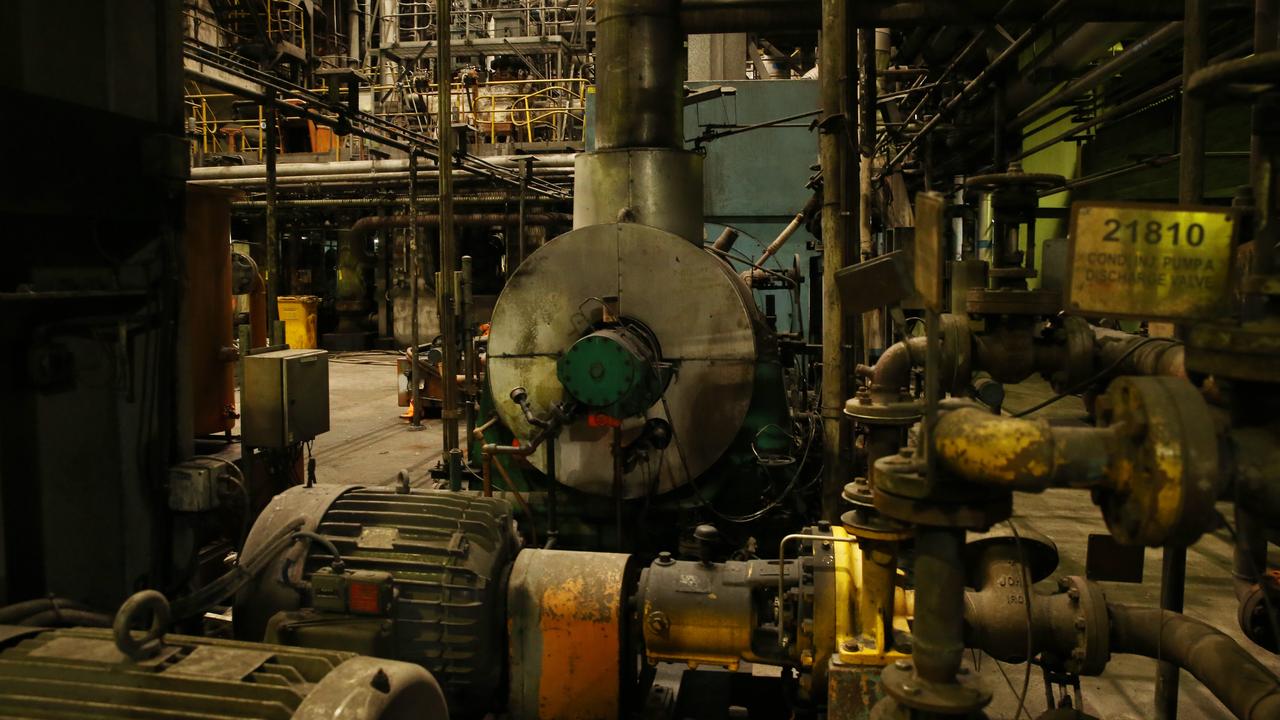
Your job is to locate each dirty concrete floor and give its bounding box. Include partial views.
[232,361,1277,719]
[310,352,447,488]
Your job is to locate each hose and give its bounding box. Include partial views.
[1109,603,1280,719]
[291,530,346,573]
[15,609,112,628]
[0,597,95,625]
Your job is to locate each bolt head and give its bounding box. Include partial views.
[1074,616,1087,630]
[1071,648,1086,660]
[1067,587,1081,601]
[841,640,859,652]
[894,659,913,671]
[901,683,920,696]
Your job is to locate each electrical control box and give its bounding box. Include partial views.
[167,457,226,512]
[242,349,330,447]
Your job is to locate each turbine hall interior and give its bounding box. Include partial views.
[6,1,1280,719]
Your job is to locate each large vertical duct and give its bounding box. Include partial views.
[573,0,705,242]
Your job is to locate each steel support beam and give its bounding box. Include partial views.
[678,0,1190,33]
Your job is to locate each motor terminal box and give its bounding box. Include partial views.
[310,567,395,616]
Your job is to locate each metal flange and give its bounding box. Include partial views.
[844,397,922,426]
[871,452,1013,529]
[877,661,992,717]
[966,287,1062,316]
[1093,376,1221,546]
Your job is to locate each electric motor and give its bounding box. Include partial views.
[0,625,445,720]
[235,485,519,717]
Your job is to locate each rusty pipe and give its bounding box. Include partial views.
[933,407,1116,491]
[1110,604,1280,720]
[855,335,928,403]
[1093,328,1187,379]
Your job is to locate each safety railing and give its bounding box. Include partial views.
[184,77,588,161]
[388,2,579,43]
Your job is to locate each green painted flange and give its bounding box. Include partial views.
[557,327,663,417]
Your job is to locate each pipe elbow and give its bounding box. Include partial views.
[858,336,927,402]
[934,409,1056,489]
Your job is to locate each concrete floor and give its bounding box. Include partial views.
[310,352,447,488]
[254,362,1277,719]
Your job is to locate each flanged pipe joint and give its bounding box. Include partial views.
[925,376,1223,547]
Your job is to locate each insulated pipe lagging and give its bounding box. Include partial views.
[1109,604,1280,720]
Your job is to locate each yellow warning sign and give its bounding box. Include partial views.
[1066,202,1237,320]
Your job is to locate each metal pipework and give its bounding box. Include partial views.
[676,0,1188,32]
[1110,604,1280,720]
[932,408,1117,492]
[912,528,967,685]
[595,0,684,150]
[927,376,1225,548]
[961,531,1111,676]
[856,316,1186,411]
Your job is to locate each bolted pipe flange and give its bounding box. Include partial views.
[1057,575,1110,676]
[1093,376,1221,546]
[877,662,992,716]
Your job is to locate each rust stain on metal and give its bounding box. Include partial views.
[510,551,628,720]
[935,410,1051,485]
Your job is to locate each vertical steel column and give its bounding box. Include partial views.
[1157,2,1206,717]
[517,157,532,265]
[409,154,423,429]
[1253,0,1279,274]
[438,3,461,454]
[461,255,477,465]
[819,0,853,521]
[264,97,280,330]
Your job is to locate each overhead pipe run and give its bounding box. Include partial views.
[190,155,577,180]
[677,0,1188,33]
[347,212,572,241]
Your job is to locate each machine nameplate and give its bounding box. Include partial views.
[1066,202,1236,320]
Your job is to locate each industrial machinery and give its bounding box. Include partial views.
[10,2,1280,720]
[470,0,803,553]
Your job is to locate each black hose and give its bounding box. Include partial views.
[291,530,346,572]
[0,597,95,625]
[1109,603,1280,719]
[17,609,113,628]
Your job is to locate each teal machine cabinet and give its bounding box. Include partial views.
[687,80,821,338]
[468,81,818,553]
